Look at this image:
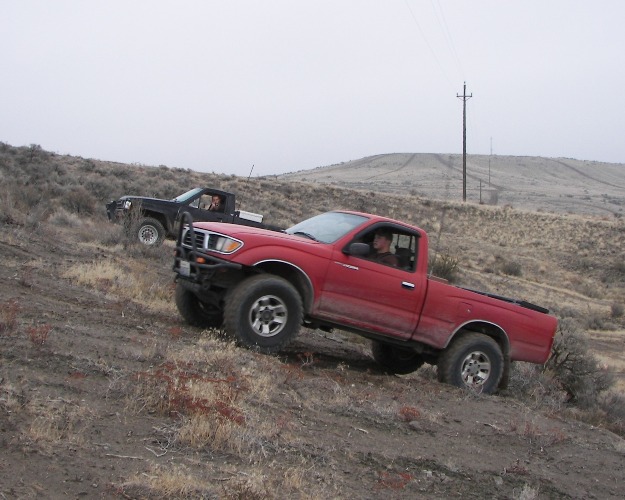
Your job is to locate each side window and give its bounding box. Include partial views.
[201,194,225,212]
[199,195,212,210]
[352,226,417,271]
[393,233,417,272]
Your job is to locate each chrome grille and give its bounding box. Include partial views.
[182,228,209,248]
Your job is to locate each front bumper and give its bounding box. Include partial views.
[105,199,131,222]
[173,245,242,282]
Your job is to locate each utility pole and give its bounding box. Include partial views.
[457,82,472,202]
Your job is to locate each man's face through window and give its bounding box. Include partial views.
[373,233,391,253]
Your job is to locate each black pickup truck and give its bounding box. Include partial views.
[106,187,274,246]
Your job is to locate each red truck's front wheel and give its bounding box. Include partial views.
[224,275,303,354]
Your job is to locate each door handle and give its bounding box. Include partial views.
[402,281,415,289]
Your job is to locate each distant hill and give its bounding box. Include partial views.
[277,153,625,217]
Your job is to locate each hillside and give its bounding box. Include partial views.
[278,153,625,217]
[1,143,624,498]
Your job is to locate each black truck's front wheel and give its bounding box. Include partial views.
[437,333,504,394]
[175,283,224,328]
[134,217,165,246]
[224,275,302,354]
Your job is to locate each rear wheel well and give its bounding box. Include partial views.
[450,322,510,358]
[448,322,511,389]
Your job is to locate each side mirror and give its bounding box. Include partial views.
[346,242,370,256]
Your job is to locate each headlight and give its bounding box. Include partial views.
[211,235,242,253]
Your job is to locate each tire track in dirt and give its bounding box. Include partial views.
[549,158,625,190]
[364,153,417,180]
[432,153,507,192]
[313,154,390,174]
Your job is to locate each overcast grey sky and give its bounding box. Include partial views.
[2,1,624,176]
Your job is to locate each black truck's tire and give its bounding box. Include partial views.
[371,340,424,374]
[224,274,302,354]
[175,283,223,328]
[437,332,504,394]
[135,217,165,246]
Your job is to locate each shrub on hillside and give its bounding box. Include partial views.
[508,318,625,435]
[544,318,614,408]
[16,183,45,212]
[0,186,21,225]
[48,208,83,228]
[62,186,96,215]
[429,253,459,282]
[606,259,625,283]
[597,392,625,435]
[501,260,522,277]
[611,302,624,319]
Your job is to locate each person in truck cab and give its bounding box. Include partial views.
[207,195,224,212]
[371,229,399,267]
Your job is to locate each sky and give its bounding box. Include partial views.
[2,1,625,177]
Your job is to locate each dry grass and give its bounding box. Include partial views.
[121,464,212,498]
[0,298,20,335]
[20,397,94,454]
[62,257,176,314]
[130,336,287,460]
[120,332,348,496]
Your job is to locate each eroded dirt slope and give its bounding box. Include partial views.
[1,222,624,499]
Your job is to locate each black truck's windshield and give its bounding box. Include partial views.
[172,188,203,203]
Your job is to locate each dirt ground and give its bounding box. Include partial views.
[1,221,625,499]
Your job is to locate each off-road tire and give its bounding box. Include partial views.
[135,217,165,246]
[224,274,302,354]
[175,283,223,328]
[371,340,424,374]
[437,332,504,394]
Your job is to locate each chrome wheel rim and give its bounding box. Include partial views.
[460,351,491,388]
[138,225,158,245]
[248,294,287,337]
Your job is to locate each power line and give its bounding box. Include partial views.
[403,0,454,87]
[430,0,465,79]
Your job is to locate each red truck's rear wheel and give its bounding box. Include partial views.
[437,333,504,394]
[224,275,303,354]
[371,341,424,374]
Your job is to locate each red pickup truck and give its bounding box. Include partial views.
[173,210,558,393]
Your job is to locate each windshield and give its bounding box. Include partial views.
[286,212,368,243]
[172,188,204,203]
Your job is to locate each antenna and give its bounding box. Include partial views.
[236,164,254,212]
[489,137,492,186]
[235,164,255,212]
